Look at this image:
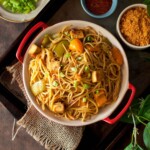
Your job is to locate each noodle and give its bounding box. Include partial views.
[28,25,123,121]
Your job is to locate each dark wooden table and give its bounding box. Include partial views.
[0,0,150,149]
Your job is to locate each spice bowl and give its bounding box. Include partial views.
[116,4,150,50]
[80,0,118,18]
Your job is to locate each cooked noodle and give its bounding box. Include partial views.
[28,25,123,121]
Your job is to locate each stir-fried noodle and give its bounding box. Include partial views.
[28,26,123,121]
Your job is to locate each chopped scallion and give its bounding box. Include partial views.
[83,84,90,89]
[95,90,99,94]
[52,81,59,87]
[73,80,78,88]
[87,73,91,78]
[65,53,71,58]
[59,72,65,78]
[71,67,77,72]
[82,97,87,102]
[76,56,82,61]
[84,66,89,72]
[86,36,93,42]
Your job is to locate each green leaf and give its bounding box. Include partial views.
[138,94,150,121]
[143,122,150,150]
[124,143,143,150]
[121,99,141,124]
[147,5,150,16]
[143,0,150,5]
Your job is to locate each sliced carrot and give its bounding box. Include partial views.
[111,47,123,66]
[69,39,84,53]
[94,91,107,108]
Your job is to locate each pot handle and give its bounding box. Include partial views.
[16,22,48,63]
[103,83,136,124]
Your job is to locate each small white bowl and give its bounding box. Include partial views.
[116,4,150,50]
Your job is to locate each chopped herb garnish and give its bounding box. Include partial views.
[83,84,90,89]
[73,80,78,88]
[86,36,93,42]
[84,66,90,72]
[95,90,99,94]
[71,67,77,72]
[76,56,82,61]
[65,52,71,58]
[52,81,59,87]
[87,73,91,78]
[82,97,87,102]
[59,72,65,78]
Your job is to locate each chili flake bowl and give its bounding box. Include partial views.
[116,4,150,50]
[80,0,118,18]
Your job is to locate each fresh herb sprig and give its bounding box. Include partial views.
[121,94,150,150]
[143,0,150,15]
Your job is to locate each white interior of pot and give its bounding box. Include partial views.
[23,20,129,126]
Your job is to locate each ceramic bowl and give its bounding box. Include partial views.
[80,0,118,18]
[116,4,150,50]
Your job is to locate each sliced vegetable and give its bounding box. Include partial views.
[111,47,123,66]
[70,29,84,39]
[73,80,78,88]
[83,84,90,89]
[86,36,93,42]
[52,81,59,87]
[52,102,64,114]
[71,67,77,72]
[59,72,65,78]
[41,34,50,47]
[31,80,46,96]
[82,97,87,103]
[64,52,71,58]
[92,70,104,83]
[0,0,38,14]
[92,71,99,83]
[28,44,41,58]
[84,66,90,72]
[69,39,84,53]
[76,56,82,61]
[94,91,107,108]
[54,40,69,57]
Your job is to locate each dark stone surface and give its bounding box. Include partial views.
[0,102,44,150]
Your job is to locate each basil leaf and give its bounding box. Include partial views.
[143,0,150,5]
[138,95,150,120]
[124,143,143,150]
[147,5,150,16]
[143,122,150,150]
[121,99,140,124]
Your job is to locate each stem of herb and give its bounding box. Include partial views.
[131,113,137,147]
[135,116,148,126]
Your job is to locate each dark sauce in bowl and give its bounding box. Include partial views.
[86,0,112,15]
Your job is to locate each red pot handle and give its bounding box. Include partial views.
[16,22,48,63]
[103,83,136,124]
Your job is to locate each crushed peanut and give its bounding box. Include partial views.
[120,7,150,46]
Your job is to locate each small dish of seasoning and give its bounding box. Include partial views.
[116,4,150,50]
[80,0,118,18]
